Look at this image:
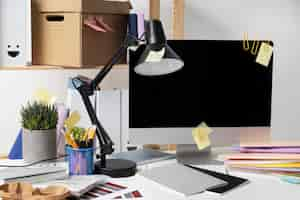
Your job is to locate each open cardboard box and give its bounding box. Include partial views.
[32,0,132,67]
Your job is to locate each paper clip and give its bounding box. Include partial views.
[250,40,260,55]
[243,32,250,51]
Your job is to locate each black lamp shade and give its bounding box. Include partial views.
[134,44,184,76]
[145,20,166,50]
[134,20,184,76]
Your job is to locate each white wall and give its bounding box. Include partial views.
[131,0,300,140]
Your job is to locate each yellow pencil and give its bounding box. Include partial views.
[87,126,97,140]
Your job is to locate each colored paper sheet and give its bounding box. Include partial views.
[256,42,273,67]
[192,122,213,151]
[225,160,300,166]
[255,163,300,168]
[233,146,300,153]
[230,162,300,168]
[240,141,300,148]
[81,182,128,200]
[223,153,300,160]
[64,111,81,130]
[229,166,300,173]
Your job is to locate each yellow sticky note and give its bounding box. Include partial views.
[33,88,56,105]
[145,48,165,62]
[192,122,213,150]
[256,42,273,67]
[64,111,81,130]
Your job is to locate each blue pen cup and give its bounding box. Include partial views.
[65,146,94,175]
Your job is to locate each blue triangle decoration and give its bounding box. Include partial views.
[8,129,23,160]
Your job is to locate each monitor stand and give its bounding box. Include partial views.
[176,144,224,165]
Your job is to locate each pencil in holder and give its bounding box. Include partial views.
[65,146,94,175]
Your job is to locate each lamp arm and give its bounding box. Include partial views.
[73,34,137,168]
[91,36,132,91]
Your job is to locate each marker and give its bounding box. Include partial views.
[65,131,78,148]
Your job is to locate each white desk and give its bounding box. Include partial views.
[1,158,300,200]
[110,159,300,200]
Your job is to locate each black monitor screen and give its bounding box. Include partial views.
[130,40,273,128]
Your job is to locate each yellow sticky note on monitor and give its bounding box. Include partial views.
[65,111,81,130]
[192,122,213,151]
[33,88,56,105]
[256,42,273,67]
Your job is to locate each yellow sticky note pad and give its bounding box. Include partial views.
[33,88,56,105]
[192,122,213,150]
[256,42,273,67]
[64,111,81,130]
[34,88,52,104]
[145,48,165,62]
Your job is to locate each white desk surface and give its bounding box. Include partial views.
[1,159,300,200]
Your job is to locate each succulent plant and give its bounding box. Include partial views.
[21,101,58,130]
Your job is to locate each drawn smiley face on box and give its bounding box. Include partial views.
[7,44,21,58]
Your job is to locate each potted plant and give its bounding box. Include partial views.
[20,101,58,162]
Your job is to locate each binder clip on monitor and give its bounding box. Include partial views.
[71,20,184,178]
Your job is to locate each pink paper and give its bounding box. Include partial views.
[56,103,69,156]
[233,147,300,154]
[137,12,145,39]
[224,153,300,160]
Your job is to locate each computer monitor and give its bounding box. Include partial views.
[129,40,273,147]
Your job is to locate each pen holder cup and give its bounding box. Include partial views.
[65,146,94,175]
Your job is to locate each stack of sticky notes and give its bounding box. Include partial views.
[224,141,300,179]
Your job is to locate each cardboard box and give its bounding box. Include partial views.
[0,0,32,67]
[32,0,131,67]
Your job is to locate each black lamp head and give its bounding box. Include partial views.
[134,19,184,76]
[145,19,166,50]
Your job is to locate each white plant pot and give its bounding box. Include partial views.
[22,128,57,162]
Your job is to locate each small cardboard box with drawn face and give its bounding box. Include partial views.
[0,0,31,66]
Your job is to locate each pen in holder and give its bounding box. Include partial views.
[65,146,94,175]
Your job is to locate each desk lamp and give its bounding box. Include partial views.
[71,19,184,178]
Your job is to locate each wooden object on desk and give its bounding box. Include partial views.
[172,0,185,39]
[149,0,160,20]
[0,154,7,160]
[143,144,161,150]
[0,182,70,200]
